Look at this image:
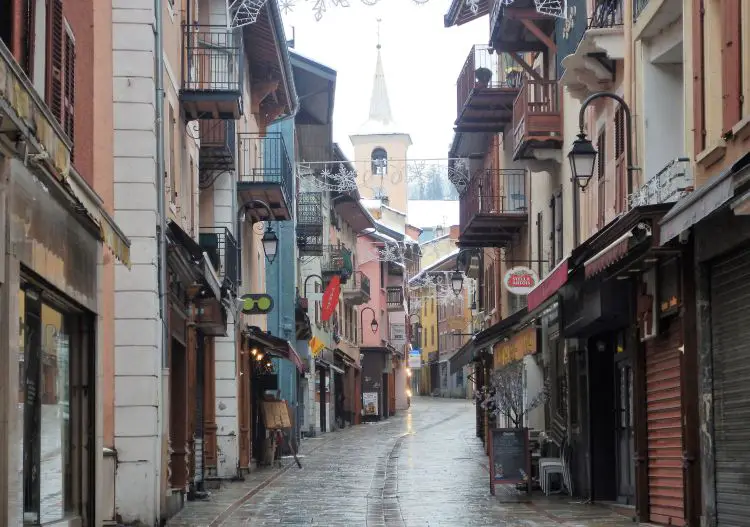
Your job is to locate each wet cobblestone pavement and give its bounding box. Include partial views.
[168,398,648,526]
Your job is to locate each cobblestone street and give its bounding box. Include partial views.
[168,398,644,527]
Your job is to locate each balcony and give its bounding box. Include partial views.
[387,287,404,311]
[199,227,239,293]
[297,192,324,256]
[343,271,371,306]
[459,168,528,248]
[237,132,293,221]
[321,245,354,283]
[489,0,557,53]
[180,25,242,121]
[455,45,523,134]
[633,0,683,40]
[560,0,625,101]
[199,120,235,173]
[512,80,562,160]
[629,158,692,208]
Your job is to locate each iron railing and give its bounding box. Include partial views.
[633,0,650,20]
[459,169,528,230]
[198,120,236,171]
[182,25,242,92]
[343,271,371,298]
[237,132,294,212]
[589,0,624,28]
[629,158,692,207]
[199,226,239,292]
[297,192,324,255]
[320,245,354,278]
[512,80,561,153]
[456,45,523,121]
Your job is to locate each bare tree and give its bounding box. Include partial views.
[476,360,549,428]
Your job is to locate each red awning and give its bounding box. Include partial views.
[527,258,569,311]
[584,232,633,279]
[246,328,307,373]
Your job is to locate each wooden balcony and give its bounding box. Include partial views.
[199,120,235,173]
[180,25,242,121]
[489,0,557,53]
[455,45,522,133]
[237,132,293,221]
[387,287,404,311]
[458,168,528,248]
[512,80,562,160]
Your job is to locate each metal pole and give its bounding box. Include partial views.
[577,91,636,204]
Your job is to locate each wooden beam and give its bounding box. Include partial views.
[503,8,551,20]
[520,18,557,54]
[510,53,544,83]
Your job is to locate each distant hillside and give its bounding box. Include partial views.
[407,165,459,200]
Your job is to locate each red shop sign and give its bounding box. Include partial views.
[321,275,341,321]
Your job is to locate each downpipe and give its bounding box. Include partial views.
[154,0,168,522]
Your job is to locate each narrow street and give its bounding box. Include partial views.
[168,398,640,527]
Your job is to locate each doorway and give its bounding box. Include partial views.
[614,349,635,504]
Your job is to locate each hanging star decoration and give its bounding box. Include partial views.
[298,163,358,192]
[228,0,267,28]
[279,0,295,14]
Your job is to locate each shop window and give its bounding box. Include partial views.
[19,280,93,524]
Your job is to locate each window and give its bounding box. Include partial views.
[551,190,563,264]
[44,0,75,155]
[314,283,320,324]
[431,325,435,346]
[371,148,388,177]
[597,129,606,229]
[167,104,177,204]
[549,196,556,265]
[19,282,93,523]
[614,106,626,213]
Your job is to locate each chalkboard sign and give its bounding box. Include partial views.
[489,428,531,496]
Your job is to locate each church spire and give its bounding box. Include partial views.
[367,18,394,127]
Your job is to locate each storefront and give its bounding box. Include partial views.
[360,347,391,421]
[659,154,750,527]
[1,47,130,524]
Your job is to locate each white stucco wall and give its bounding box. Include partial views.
[112,1,161,523]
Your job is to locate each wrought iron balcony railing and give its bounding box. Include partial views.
[321,245,354,280]
[589,0,624,29]
[199,120,236,172]
[199,226,239,292]
[182,25,241,92]
[629,158,692,208]
[297,192,324,256]
[343,271,371,305]
[634,0,650,20]
[237,132,294,218]
[456,44,523,123]
[459,169,528,230]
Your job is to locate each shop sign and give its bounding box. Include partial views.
[321,275,341,321]
[503,266,539,296]
[309,336,325,358]
[493,327,536,369]
[390,322,406,347]
[240,293,274,315]
[363,392,379,415]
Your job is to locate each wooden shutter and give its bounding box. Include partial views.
[614,107,626,213]
[597,129,606,229]
[45,0,76,155]
[692,0,706,155]
[721,0,742,133]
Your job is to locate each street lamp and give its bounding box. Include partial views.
[569,91,635,198]
[568,132,599,190]
[261,224,279,264]
[238,199,279,265]
[451,270,464,296]
[360,306,379,343]
[408,313,422,330]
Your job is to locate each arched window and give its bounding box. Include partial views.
[371,148,388,177]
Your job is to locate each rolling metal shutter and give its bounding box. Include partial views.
[645,319,685,526]
[710,247,750,526]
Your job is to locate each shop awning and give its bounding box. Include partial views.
[660,153,750,244]
[0,43,131,268]
[245,326,306,373]
[527,258,569,311]
[584,232,633,278]
[449,308,528,374]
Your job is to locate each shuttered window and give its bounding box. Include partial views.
[597,129,606,229]
[45,0,75,157]
[721,0,742,132]
[614,107,626,213]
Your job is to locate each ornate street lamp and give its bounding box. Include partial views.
[568,133,598,190]
[261,224,279,264]
[451,270,464,296]
[238,199,278,265]
[360,306,379,343]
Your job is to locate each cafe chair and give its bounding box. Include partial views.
[539,442,572,496]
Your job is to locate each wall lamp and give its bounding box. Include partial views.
[360,306,379,343]
[238,199,278,264]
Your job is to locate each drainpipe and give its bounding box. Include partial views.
[154,0,167,522]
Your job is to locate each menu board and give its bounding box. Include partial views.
[489,428,530,496]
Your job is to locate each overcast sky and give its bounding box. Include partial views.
[282,0,484,161]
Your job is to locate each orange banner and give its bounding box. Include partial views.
[493,327,536,369]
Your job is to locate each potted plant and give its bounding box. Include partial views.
[475,67,493,88]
